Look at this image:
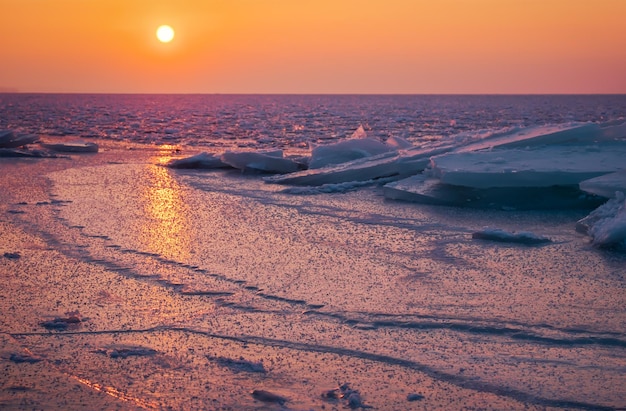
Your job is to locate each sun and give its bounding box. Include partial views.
[156,25,175,43]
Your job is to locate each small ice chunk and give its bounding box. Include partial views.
[221,150,301,174]
[207,355,266,373]
[40,141,98,153]
[0,133,39,148]
[251,389,287,405]
[472,228,551,245]
[349,124,368,139]
[166,152,230,169]
[9,353,42,364]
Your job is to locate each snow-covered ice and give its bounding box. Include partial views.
[264,145,453,186]
[577,192,626,248]
[220,150,302,174]
[308,138,394,169]
[167,152,230,169]
[428,144,626,189]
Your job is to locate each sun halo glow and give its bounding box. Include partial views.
[156,25,175,43]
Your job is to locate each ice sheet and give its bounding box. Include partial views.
[265,145,453,186]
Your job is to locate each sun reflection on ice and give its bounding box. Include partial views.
[140,165,192,260]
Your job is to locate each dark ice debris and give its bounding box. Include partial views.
[0,148,59,158]
[471,228,552,245]
[0,131,39,148]
[407,393,425,401]
[108,347,158,359]
[3,252,21,259]
[8,386,31,392]
[9,353,42,364]
[321,383,372,409]
[250,389,287,405]
[93,346,158,358]
[207,355,266,373]
[40,312,82,330]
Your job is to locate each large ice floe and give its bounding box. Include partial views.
[427,144,626,189]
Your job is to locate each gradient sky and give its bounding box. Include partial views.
[1,0,625,94]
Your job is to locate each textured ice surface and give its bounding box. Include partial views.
[453,122,603,153]
[579,169,626,199]
[24,154,623,409]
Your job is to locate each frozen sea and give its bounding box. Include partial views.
[1,94,626,410]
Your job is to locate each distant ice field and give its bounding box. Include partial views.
[2,94,626,150]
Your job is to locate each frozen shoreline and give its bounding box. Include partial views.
[1,140,625,410]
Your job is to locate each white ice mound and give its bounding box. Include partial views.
[429,144,626,189]
[577,192,626,248]
[579,170,626,199]
[264,145,453,186]
[221,150,301,174]
[472,228,551,245]
[385,135,414,149]
[308,138,394,169]
[167,152,229,169]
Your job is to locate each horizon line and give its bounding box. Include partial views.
[2,91,626,96]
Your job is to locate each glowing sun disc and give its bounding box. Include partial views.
[156,25,175,43]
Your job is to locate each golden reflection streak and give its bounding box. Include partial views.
[71,375,159,409]
[140,163,192,260]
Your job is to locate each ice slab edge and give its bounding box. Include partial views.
[384,174,605,210]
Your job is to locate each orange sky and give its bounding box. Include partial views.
[1,0,625,94]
